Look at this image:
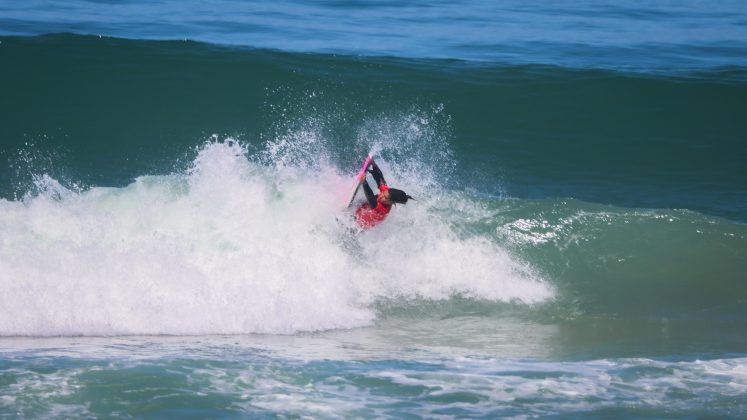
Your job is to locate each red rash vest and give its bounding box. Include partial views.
[355,184,392,229]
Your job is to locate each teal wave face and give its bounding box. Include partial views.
[487,198,747,317]
[2,34,745,221]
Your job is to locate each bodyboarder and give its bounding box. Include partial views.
[354,159,413,229]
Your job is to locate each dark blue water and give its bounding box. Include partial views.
[3,0,747,70]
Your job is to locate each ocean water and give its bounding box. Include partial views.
[1,0,747,417]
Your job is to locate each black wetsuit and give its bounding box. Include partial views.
[361,161,387,208]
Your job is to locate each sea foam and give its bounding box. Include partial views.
[0,139,551,336]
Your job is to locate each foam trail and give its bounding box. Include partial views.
[0,139,551,336]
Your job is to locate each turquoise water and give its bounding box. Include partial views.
[1,0,747,417]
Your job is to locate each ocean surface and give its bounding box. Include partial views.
[1,0,747,417]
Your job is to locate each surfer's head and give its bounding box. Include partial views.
[376,188,393,206]
[387,188,413,205]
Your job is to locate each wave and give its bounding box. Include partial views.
[1,34,745,336]
[2,135,745,337]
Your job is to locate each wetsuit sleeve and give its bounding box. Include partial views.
[362,180,378,208]
[368,161,387,187]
